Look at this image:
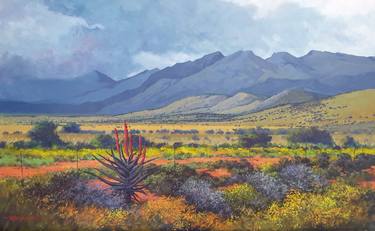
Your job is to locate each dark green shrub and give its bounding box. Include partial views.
[287,127,334,146]
[333,154,355,173]
[239,133,272,149]
[28,121,62,148]
[353,154,375,171]
[342,136,359,148]
[13,140,39,149]
[62,122,81,133]
[316,153,330,168]
[90,134,115,149]
[145,164,197,196]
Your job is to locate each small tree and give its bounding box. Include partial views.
[343,136,358,148]
[287,127,334,146]
[62,122,81,133]
[28,121,62,148]
[342,136,359,155]
[172,142,183,166]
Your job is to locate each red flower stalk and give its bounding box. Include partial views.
[123,122,129,157]
[141,146,146,164]
[114,128,120,153]
[138,135,143,157]
[129,131,133,157]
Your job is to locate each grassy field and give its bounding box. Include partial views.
[237,89,375,129]
[1,121,375,146]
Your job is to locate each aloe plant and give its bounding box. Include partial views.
[92,122,157,204]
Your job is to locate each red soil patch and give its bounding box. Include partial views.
[0,156,280,179]
[0,160,99,178]
[197,168,232,178]
[6,215,41,222]
[358,166,375,190]
[359,181,375,190]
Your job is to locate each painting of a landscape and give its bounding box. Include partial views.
[0,0,374,230]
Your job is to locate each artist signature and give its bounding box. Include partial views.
[0,215,41,222]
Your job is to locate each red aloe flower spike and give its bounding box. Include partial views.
[129,131,133,157]
[114,128,120,154]
[123,122,129,157]
[141,146,146,164]
[138,135,143,157]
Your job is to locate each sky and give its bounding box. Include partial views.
[0,0,374,80]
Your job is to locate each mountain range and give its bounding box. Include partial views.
[0,50,374,116]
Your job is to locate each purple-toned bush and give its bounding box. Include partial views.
[245,172,288,201]
[279,164,328,192]
[25,171,124,209]
[69,181,124,209]
[178,178,231,217]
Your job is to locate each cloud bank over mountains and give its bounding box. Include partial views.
[0,0,374,79]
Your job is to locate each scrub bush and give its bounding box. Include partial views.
[245,172,288,201]
[178,178,231,217]
[278,164,328,192]
[145,164,197,196]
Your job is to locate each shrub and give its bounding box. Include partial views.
[24,171,124,209]
[223,184,267,215]
[13,140,39,149]
[276,157,312,171]
[287,127,334,146]
[192,135,200,141]
[245,172,288,201]
[342,136,359,148]
[353,154,375,171]
[333,153,355,173]
[145,164,197,196]
[239,133,272,149]
[316,153,330,168]
[28,121,62,148]
[278,164,328,192]
[90,134,115,149]
[62,122,81,133]
[178,178,231,217]
[262,187,368,230]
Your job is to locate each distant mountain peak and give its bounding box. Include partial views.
[194,51,224,66]
[267,52,298,65]
[269,51,295,59]
[76,70,115,84]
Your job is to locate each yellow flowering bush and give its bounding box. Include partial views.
[223,184,267,215]
[259,182,367,230]
[139,196,229,230]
